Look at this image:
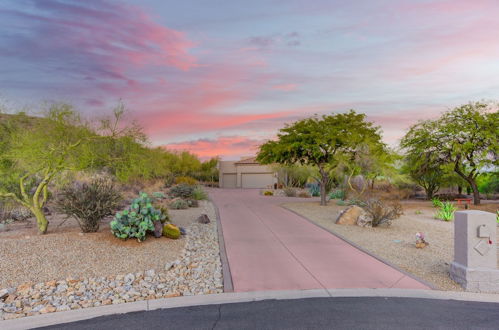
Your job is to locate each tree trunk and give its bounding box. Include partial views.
[469,180,480,205]
[320,179,327,206]
[32,207,49,234]
[457,185,463,195]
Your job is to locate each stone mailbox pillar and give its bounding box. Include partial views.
[450,210,499,293]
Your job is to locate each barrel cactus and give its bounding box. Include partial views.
[163,223,181,239]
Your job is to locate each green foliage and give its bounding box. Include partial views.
[192,186,208,200]
[336,199,347,206]
[308,184,320,197]
[329,189,345,200]
[347,198,366,207]
[283,187,297,197]
[401,102,498,205]
[263,190,274,196]
[257,110,387,205]
[175,176,197,185]
[152,191,166,199]
[163,223,181,239]
[56,178,122,233]
[187,199,199,207]
[169,198,189,209]
[110,193,165,241]
[432,198,443,208]
[435,202,457,221]
[415,210,423,215]
[273,164,314,188]
[169,184,195,199]
[477,172,499,196]
[193,157,219,182]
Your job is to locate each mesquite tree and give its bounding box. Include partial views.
[0,105,92,234]
[257,110,386,205]
[401,102,498,205]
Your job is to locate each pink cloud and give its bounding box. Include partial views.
[272,84,298,91]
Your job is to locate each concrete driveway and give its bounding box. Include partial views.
[210,189,430,292]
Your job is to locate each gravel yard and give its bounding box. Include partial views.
[283,200,499,291]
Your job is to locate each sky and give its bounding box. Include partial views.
[1,0,498,160]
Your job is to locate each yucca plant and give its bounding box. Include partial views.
[435,201,457,221]
[432,198,443,208]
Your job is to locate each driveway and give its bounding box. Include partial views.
[210,189,430,292]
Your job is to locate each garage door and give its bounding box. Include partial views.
[222,173,237,188]
[241,173,274,189]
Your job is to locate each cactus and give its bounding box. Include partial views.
[163,223,181,239]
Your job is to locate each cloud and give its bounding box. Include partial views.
[272,84,298,91]
[165,136,266,160]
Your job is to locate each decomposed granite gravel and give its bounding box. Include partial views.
[0,200,223,320]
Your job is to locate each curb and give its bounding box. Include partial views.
[208,194,233,292]
[281,204,438,290]
[2,288,499,329]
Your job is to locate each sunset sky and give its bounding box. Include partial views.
[1,0,498,159]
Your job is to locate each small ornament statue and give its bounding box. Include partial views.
[415,232,428,248]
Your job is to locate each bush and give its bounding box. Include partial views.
[362,198,403,227]
[328,189,345,200]
[336,199,347,206]
[283,187,297,197]
[187,199,199,207]
[192,186,208,200]
[56,179,122,232]
[169,198,189,209]
[110,193,165,241]
[435,202,456,221]
[0,201,32,223]
[163,223,181,239]
[169,184,195,199]
[263,190,273,196]
[347,198,366,207]
[308,184,320,197]
[152,191,166,200]
[175,176,197,185]
[298,191,311,198]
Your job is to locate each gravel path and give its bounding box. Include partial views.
[283,201,499,291]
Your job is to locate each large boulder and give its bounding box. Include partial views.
[335,205,364,225]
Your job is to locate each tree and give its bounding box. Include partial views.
[0,104,92,234]
[257,110,386,205]
[401,102,498,205]
[402,152,446,199]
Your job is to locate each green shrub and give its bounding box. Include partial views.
[152,191,166,199]
[110,192,165,241]
[263,190,273,196]
[362,198,403,227]
[192,186,208,200]
[169,184,195,199]
[432,198,443,208]
[163,223,180,239]
[435,202,457,221]
[283,187,297,197]
[56,179,122,233]
[328,189,345,200]
[169,198,189,209]
[153,204,170,224]
[347,198,366,207]
[187,199,199,207]
[336,199,346,206]
[175,176,197,185]
[308,184,320,197]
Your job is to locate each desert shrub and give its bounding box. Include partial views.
[110,193,165,241]
[169,184,195,199]
[435,202,457,221]
[192,186,208,200]
[56,179,122,232]
[153,203,170,224]
[263,190,273,196]
[163,223,181,239]
[336,199,347,206]
[283,187,297,197]
[432,198,443,208]
[0,201,32,223]
[347,198,366,207]
[298,191,311,198]
[187,199,199,207]
[308,183,320,197]
[169,198,189,209]
[175,176,197,185]
[152,191,166,200]
[328,189,345,200]
[362,198,403,227]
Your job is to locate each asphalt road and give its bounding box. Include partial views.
[38,297,499,330]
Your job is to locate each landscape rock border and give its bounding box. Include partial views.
[0,202,223,320]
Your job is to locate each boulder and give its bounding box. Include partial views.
[197,214,210,224]
[153,220,163,238]
[335,205,364,225]
[357,213,372,227]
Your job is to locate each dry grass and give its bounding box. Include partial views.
[283,200,499,291]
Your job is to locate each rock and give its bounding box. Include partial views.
[197,214,210,224]
[5,294,17,303]
[0,289,9,300]
[357,213,372,227]
[40,305,56,314]
[3,313,23,320]
[145,269,155,278]
[335,205,364,225]
[56,305,71,312]
[124,273,135,284]
[153,221,163,238]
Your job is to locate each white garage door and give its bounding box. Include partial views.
[222,173,237,188]
[241,173,274,189]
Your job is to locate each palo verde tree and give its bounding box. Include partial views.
[0,104,93,234]
[402,152,447,200]
[401,102,498,205]
[257,110,386,205]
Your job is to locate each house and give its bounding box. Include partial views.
[218,156,277,188]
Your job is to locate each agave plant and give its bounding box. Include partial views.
[435,201,457,221]
[432,198,443,208]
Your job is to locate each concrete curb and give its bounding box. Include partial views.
[209,194,234,292]
[3,289,499,329]
[281,204,438,290]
